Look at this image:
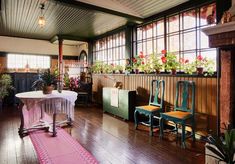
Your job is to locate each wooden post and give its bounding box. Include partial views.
[58,39,63,92]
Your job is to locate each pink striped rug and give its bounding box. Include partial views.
[29,129,98,164]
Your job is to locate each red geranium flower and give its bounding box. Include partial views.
[141,61,145,65]
[161,50,167,55]
[197,55,203,61]
[139,51,144,58]
[161,56,167,63]
[132,58,137,63]
[185,59,189,63]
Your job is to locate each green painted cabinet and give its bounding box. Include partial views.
[103,87,136,121]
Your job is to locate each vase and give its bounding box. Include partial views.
[135,69,139,74]
[197,67,204,75]
[43,86,54,94]
[171,69,176,75]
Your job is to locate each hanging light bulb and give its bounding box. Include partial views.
[38,3,46,28]
[38,16,46,28]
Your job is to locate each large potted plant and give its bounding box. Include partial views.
[206,125,235,164]
[0,74,14,110]
[32,69,58,94]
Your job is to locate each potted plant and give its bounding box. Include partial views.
[0,74,14,110]
[32,69,58,94]
[194,55,215,76]
[161,50,179,75]
[115,65,124,74]
[91,61,103,74]
[132,51,145,74]
[149,53,162,74]
[206,125,235,164]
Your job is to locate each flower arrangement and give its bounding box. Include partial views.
[180,58,195,74]
[161,50,180,73]
[69,77,79,91]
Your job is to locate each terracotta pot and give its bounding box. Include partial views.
[171,69,176,75]
[43,86,54,94]
[119,70,123,74]
[197,67,204,75]
[155,69,160,74]
[135,69,139,74]
[112,70,116,74]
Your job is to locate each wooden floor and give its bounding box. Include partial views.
[0,105,205,164]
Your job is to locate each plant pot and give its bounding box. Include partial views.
[119,70,123,74]
[197,67,204,75]
[155,69,160,74]
[43,86,54,94]
[112,70,116,74]
[135,69,139,74]
[171,69,176,75]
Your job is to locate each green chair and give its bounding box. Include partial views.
[134,80,165,136]
[160,80,195,148]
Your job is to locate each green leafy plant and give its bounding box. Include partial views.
[132,52,145,70]
[115,65,124,72]
[102,63,114,74]
[161,50,180,71]
[149,53,163,72]
[0,74,14,99]
[206,125,235,164]
[194,55,215,76]
[91,61,103,73]
[32,69,58,90]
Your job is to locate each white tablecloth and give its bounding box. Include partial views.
[16,90,77,128]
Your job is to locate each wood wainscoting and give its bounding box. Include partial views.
[92,74,217,136]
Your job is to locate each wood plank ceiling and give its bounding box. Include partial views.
[0,0,188,41]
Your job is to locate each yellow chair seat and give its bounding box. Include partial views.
[163,111,191,119]
[137,105,160,112]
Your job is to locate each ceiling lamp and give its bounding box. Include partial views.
[38,3,46,28]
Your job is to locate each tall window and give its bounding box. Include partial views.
[7,54,50,69]
[135,2,217,71]
[92,31,126,65]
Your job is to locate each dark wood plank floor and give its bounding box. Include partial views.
[0,105,205,164]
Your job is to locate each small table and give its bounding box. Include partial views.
[16,90,77,137]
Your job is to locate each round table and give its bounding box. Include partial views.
[16,90,77,137]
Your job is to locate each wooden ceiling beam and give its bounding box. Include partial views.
[53,0,144,24]
[50,35,89,43]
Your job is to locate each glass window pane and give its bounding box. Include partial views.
[146,23,153,38]
[183,31,196,50]
[183,10,196,29]
[157,19,164,36]
[168,15,179,33]
[168,34,179,52]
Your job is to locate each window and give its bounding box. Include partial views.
[135,2,217,72]
[7,54,50,69]
[92,31,126,65]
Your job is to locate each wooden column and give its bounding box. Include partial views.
[58,39,63,91]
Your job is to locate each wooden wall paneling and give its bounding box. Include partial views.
[201,78,207,114]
